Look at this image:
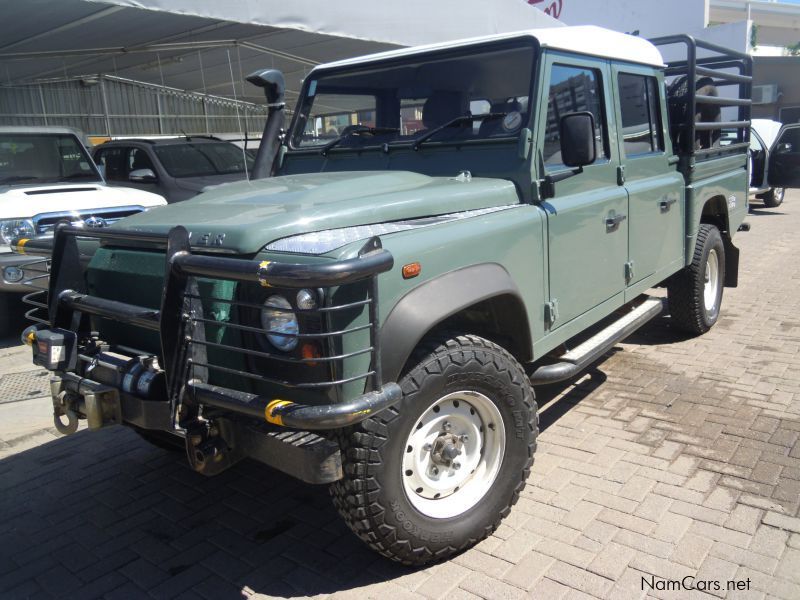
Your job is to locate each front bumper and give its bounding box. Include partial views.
[19,224,398,478]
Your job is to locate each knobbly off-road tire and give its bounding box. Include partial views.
[761,187,785,208]
[331,333,537,565]
[668,224,726,335]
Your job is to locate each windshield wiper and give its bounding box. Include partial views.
[320,125,400,156]
[412,112,507,151]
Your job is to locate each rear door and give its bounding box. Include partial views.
[768,124,800,188]
[612,65,684,290]
[537,55,629,327]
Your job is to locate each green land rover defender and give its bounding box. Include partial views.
[12,26,799,565]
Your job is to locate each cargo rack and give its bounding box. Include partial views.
[650,34,752,162]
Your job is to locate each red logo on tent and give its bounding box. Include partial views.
[528,0,563,19]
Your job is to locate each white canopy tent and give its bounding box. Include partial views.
[89,0,563,48]
[1,0,561,107]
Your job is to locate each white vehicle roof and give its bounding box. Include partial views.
[0,126,90,147]
[316,26,665,72]
[0,125,85,136]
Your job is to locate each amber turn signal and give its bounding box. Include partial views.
[402,262,421,279]
[301,342,320,366]
[21,325,37,347]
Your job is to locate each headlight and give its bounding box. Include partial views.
[0,219,35,245]
[260,295,299,351]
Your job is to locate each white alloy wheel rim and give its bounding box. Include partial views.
[776,188,785,203]
[704,248,720,313]
[401,391,505,519]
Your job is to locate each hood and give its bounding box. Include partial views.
[174,172,248,193]
[0,183,166,219]
[112,171,520,254]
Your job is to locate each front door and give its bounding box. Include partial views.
[612,66,684,290]
[768,124,800,189]
[537,56,628,328]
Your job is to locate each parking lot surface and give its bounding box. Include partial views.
[2,192,800,600]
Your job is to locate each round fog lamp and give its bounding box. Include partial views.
[260,295,299,352]
[296,289,317,311]
[2,265,24,283]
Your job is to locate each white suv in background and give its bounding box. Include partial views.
[0,126,166,336]
[749,118,800,209]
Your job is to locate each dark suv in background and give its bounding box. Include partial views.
[93,136,254,203]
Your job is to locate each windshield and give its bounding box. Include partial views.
[0,133,101,185]
[290,40,536,151]
[153,142,254,178]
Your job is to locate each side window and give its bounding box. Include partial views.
[544,64,608,167]
[617,73,664,157]
[750,132,763,152]
[96,147,126,181]
[127,148,155,174]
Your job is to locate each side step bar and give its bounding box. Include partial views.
[530,297,665,386]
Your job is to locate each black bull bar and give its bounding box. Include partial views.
[15,224,402,430]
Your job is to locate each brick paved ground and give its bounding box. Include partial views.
[2,192,800,599]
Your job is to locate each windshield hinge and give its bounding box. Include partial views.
[617,165,626,186]
[545,300,559,327]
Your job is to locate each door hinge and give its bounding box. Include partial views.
[625,261,635,282]
[617,165,626,186]
[545,300,559,326]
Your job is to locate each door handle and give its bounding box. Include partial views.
[659,198,677,212]
[605,214,627,232]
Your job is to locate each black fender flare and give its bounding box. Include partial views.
[379,263,532,382]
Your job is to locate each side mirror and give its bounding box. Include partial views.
[560,112,597,168]
[129,168,157,183]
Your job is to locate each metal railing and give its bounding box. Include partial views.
[18,224,393,410]
[650,34,753,159]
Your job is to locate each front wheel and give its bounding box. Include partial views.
[762,187,785,208]
[331,334,537,565]
[668,223,725,335]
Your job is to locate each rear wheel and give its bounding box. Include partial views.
[762,187,785,208]
[668,224,725,335]
[331,333,537,565]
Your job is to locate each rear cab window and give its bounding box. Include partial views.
[617,72,664,157]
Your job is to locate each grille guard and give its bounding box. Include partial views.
[14,224,398,430]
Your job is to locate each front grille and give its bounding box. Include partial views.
[22,228,387,406]
[35,207,144,235]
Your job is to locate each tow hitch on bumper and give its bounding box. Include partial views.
[17,224,398,481]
